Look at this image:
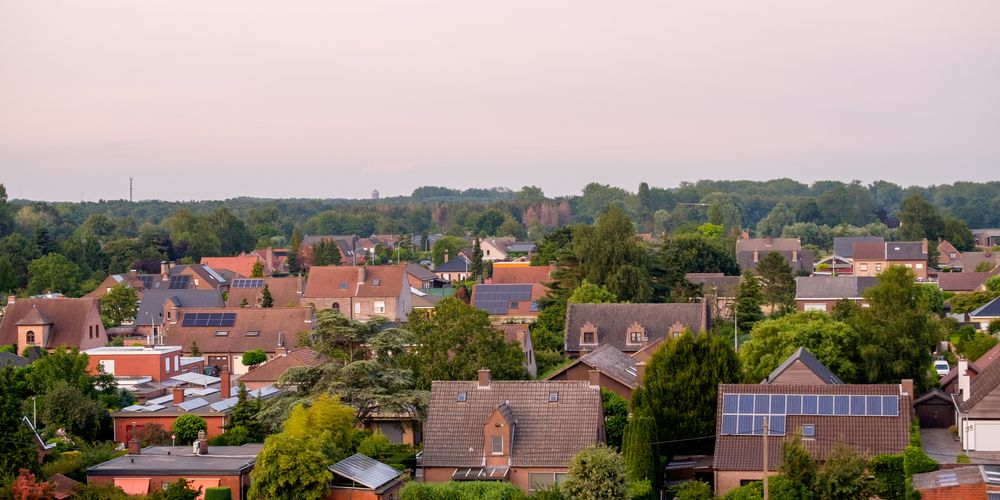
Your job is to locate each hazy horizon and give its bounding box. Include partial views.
[3,1,999,202]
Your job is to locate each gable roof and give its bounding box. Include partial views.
[886,241,927,261]
[685,273,741,298]
[329,454,402,493]
[405,263,438,282]
[302,265,407,299]
[913,388,953,406]
[0,298,100,348]
[545,344,638,388]
[937,272,991,292]
[162,307,314,354]
[564,302,711,353]
[794,276,879,299]
[961,252,1000,272]
[490,265,555,285]
[422,379,602,467]
[959,351,1000,416]
[762,347,844,385]
[200,254,262,278]
[736,238,802,252]
[238,348,324,384]
[470,284,545,316]
[434,255,471,273]
[135,289,225,326]
[225,276,304,308]
[0,351,30,368]
[852,241,887,260]
[834,237,885,258]
[970,295,1000,319]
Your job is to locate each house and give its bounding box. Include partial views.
[406,263,446,289]
[237,347,324,390]
[420,370,604,495]
[471,284,545,319]
[201,254,265,279]
[811,255,854,276]
[161,307,314,375]
[563,302,711,357]
[328,454,404,500]
[111,369,280,444]
[713,377,911,494]
[545,344,642,400]
[853,240,929,280]
[833,236,885,260]
[685,273,741,319]
[954,356,1000,452]
[410,288,443,311]
[911,465,1000,499]
[301,265,412,322]
[85,345,202,383]
[433,254,472,282]
[913,390,955,429]
[761,347,844,385]
[84,262,229,301]
[493,323,537,378]
[970,296,1000,331]
[794,276,879,312]
[0,351,30,368]
[938,240,962,270]
[0,297,106,354]
[938,272,992,293]
[301,235,361,267]
[225,276,305,308]
[479,237,525,262]
[735,237,813,274]
[86,439,263,500]
[960,251,1000,273]
[973,229,1000,248]
[132,289,226,340]
[489,263,555,285]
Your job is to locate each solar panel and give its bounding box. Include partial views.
[178,398,209,411]
[141,404,166,412]
[169,275,191,289]
[147,395,174,405]
[231,279,264,288]
[722,392,904,436]
[138,275,155,288]
[182,312,237,327]
[122,405,145,412]
[210,397,238,412]
[473,284,533,315]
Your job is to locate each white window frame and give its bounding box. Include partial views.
[165,357,171,372]
[491,435,503,455]
[374,301,386,314]
[354,302,361,315]
[803,303,827,312]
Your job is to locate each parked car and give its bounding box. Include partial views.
[934,360,950,377]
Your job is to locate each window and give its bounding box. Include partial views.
[583,331,595,344]
[905,263,912,268]
[193,278,200,286]
[332,303,340,311]
[804,303,827,312]
[802,424,815,438]
[246,331,260,337]
[174,356,180,370]
[492,436,503,454]
[457,392,467,402]
[374,301,386,314]
[215,331,229,337]
[580,325,598,345]
[510,301,520,309]
[875,264,882,272]
[860,263,868,272]
[165,357,171,372]
[549,392,559,402]
[916,263,924,269]
[25,330,35,343]
[630,331,642,343]
[338,281,348,289]
[530,473,564,494]
[354,303,361,315]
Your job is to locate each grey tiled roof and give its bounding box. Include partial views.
[937,272,991,292]
[422,379,603,467]
[737,250,815,274]
[564,302,710,353]
[0,352,29,368]
[686,273,741,298]
[434,255,471,273]
[833,237,884,258]
[971,295,1000,319]
[762,347,843,385]
[886,241,927,260]
[546,344,638,388]
[794,276,879,299]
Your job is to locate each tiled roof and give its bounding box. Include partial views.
[135,290,225,326]
[962,252,1000,272]
[238,348,325,383]
[0,352,30,368]
[422,379,603,467]
[852,242,886,260]
[162,307,313,354]
[886,241,927,261]
[200,255,262,278]
[940,363,981,390]
[762,347,844,385]
[912,466,985,491]
[434,256,472,273]
[971,295,1000,319]
[490,265,555,285]
[16,305,53,325]
[0,298,100,348]
[303,265,407,299]
[794,276,879,299]
[736,238,802,252]
[713,383,910,471]
[737,249,814,274]
[834,237,884,258]
[564,302,710,353]
[685,273,741,298]
[938,272,991,292]
[225,276,304,308]
[960,351,1000,416]
[546,344,637,388]
[470,284,545,316]
[405,263,438,282]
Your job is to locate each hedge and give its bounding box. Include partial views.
[203,487,232,500]
[400,481,526,500]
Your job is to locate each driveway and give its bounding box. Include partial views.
[921,428,1000,464]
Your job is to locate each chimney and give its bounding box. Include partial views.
[127,422,141,454]
[195,430,208,455]
[753,250,759,263]
[959,360,971,402]
[172,387,185,405]
[588,369,601,388]
[636,361,646,386]
[6,295,13,304]
[357,266,366,284]
[160,261,170,279]
[220,369,231,399]
[901,379,914,397]
[921,238,929,254]
[792,250,798,263]
[444,250,450,263]
[478,368,491,388]
[276,346,289,357]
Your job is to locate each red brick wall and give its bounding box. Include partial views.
[113,415,227,444]
[87,352,182,382]
[88,474,244,498]
[917,483,986,499]
[423,467,567,495]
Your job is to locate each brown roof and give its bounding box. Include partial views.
[0,298,100,348]
[238,348,325,384]
[490,266,555,285]
[564,302,711,353]
[226,276,304,308]
[200,254,262,278]
[713,383,910,472]
[961,252,1000,272]
[686,273,741,298]
[48,473,81,500]
[912,466,985,492]
[303,265,407,299]
[422,379,603,467]
[493,323,531,351]
[736,238,802,252]
[960,352,1000,417]
[545,344,638,388]
[162,307,314,354]
[938,272,991,292]
[853,242,886,260]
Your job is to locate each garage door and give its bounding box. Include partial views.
[976,423,1000,451]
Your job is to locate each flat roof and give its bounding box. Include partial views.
[87,444,263,476]
[85,346,182,355]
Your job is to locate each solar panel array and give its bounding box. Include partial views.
[474,284,533,315]
[210,397,238,412]
[721,393,900,436]
[168,275,191,289]
[231,279,264,288]
[178,398,209,411]
[138,275,155,288]
[182,312,237,327]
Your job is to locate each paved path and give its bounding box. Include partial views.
[921,428,1000,464]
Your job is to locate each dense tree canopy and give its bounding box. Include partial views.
[739,312,863,383]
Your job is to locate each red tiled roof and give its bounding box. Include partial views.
[490,266,555,285]
[201,255,262,278]
[226,276,304,308]
[303,265,406,299]
[162,307,314,354]
[0,298,101,349]
[238,348,325,383]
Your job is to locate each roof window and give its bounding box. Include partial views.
[214,331,229,337]
[548,392,559,402]
[457,392,467,402]
[339,282,348,289]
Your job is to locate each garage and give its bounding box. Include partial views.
[914,390,955,428]
[974,423,1000,451]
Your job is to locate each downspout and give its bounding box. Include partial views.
[951,394,968,452]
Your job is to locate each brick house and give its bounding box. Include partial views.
[86,262,229,304]
[85,345,201,383]
[970,296,1000,332]
[489,264,555,285]
[545,344,642,400]
[952,355,1000,452]
[686,273,740,320]
[794,276,878,313]
[237,347,324,390]
[471,284,545,320]
[911,465,1000,499]
[736,237,814,274]
[420,370,604,495]
[0,297,106,354]
[433,254,472,282]
[760,347,844,385]
[563,302,711,357]
[852,240,929,279]
[86,439,263,500]
[302,265,412,322]
[161,307,314,375]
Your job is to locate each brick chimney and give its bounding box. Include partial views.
[959,359,971,402]
[276,346,289,357]
[921,238,929,254]
[588,369,601,388]
[478,368,491,388]
[172,387,185,405]
[127,422,141,454]
[160,261,170,279]
[220,369,231,399]
[901,379,914,397]
[6,295,13,304]
[357,266,366,283]
[636,361,646,386]
[444,250,450,263]
[195,430,208,455]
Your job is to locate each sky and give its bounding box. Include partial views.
[2,1,999,202]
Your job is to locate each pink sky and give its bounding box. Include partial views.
[2,1,999,201]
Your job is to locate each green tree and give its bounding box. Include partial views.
[27,253,81,296]
[569,281,618,304]
[622,411,657,489]
[311,238,343,267]
[739,312,862,383]
[651,233,739,302]
[813,442,868,500]
[147,478,200,500]
[734,271,765,336]
[0,368,40,475]
[601,389,628,450]
[407,298,525,389]
[756,202,797,238]
[248,434,333,500]
[562,446,628,500]
[100,283,139,325]
[960,332,999,362]
[223,383,265,444]
[431,236,466,267]
[756,252,796,315]
[779,433,817,491]
[632,333,741,455]
[0,257,17,293]
[250,262,264,278]
[470,237,484,281]
[27,347,122,409]
[281,395,357,462]
[288,228,302,273]
[898,194,943,242]
[572,206,652,302]
[241,349,266,368]
[0,184,14,237]
[474,209,507,236]
[674,481,713,500]
[40,382,109,441]
[171,414,208,444]
[260,284,273,308]
[951,290,998,314]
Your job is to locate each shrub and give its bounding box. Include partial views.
[989,319,1000,335]
[721,481,762,500]
[903,446,938,476]
[869,453,905,500]
[172,414,208,444]
[674,480,713,500]
[204,487,232,500]
[957,454,971,464]
[400,481,526,500]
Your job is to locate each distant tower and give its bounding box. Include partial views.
[371,189,380,200]
[129,177,134,202]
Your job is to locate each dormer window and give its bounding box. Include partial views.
[25,331,35,343]
[580,323,598,346]
[626,322,647,345]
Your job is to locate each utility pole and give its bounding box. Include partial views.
[762,417,769,500]
[129,177,133,202]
